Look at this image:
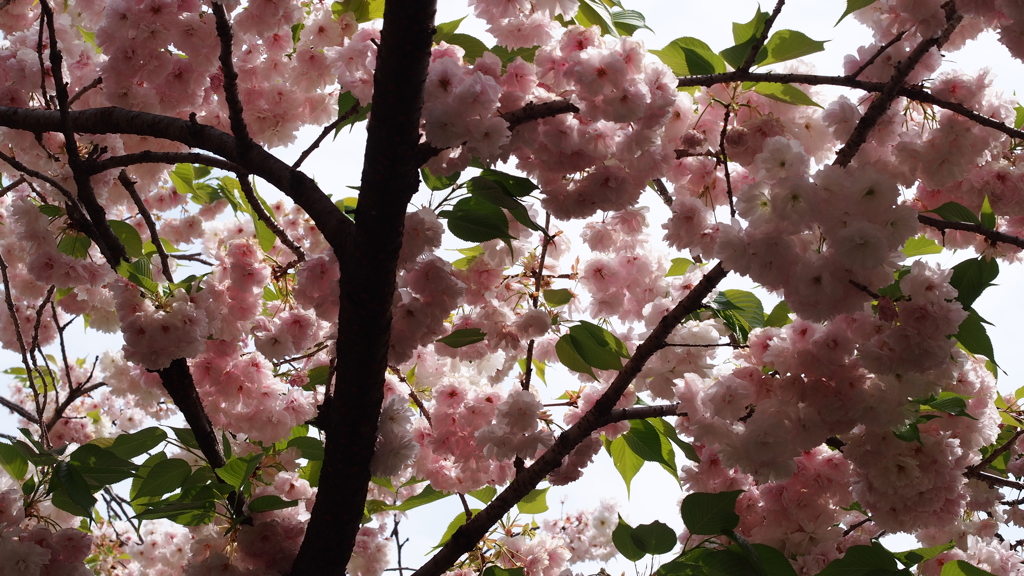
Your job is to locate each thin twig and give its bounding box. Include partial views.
[522,213,552,392]
[210,2,253,148]
[238,173,305,262]
[0,252,45,445]
[970,428,1024,475]
[68,76,102,107]
[718,105,736,218]
[36,16,50,110]
[918,214,1024,250]
[90,151,241,176]
[0,176,26,197]
[458,493,473,521]
[292,105,367,170]
[850,31,907,80]
[173,253,216,266]
[661,342,748,349]
[650,179,672,207]
[0,396,39,424]
[843,517,873,537]
[118,170,174,283]
[849,280,881,300]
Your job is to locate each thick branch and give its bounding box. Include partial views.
[0,106,352,252]
[291,0,439,573]
[918,214,1024,250]
[155,358,225,468]
[210,2,253,149]
[606,404,683,423]
[412,263,728,576]
[0,395,39,424]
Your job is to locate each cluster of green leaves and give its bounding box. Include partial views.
[0,424,323,528]
[651,7,826,107]
[640,490,987,576]
[603,418,698,494]
[432,167,546,255]
[682,288,790,345]
[555,320,630,378]
[893,391,977,444]
[570,0,652,38]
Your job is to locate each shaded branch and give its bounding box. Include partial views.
[90,151,242,176]
[718,105,736,218]
[0,176,26,197]
[0,395,39,424]
[650,178,673,207]
[969,470,1024,491]
[68,76,102,107]
[210,2,253,149]
[970,428,1024,475]
[118,170,174,283]
[155,358,225,468]
[44,382,106,432]
[918,214,1024,250]
[0,105,351,252]
[412,263,729,576]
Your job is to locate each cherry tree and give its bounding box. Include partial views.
[1,0,1024,574]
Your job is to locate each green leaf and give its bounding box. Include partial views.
[215,453,263,489]
[758,30,827,66]
[572,321,630,364]
[169,164,196,197]
[700,549,758,576]
[1014,103,1024,130]
[439,196,514,246]
[763,301,792,328]
[819,542,899,575]
[435,509,477,548]
[170,427,201,451]
[920,392,977,420]
[623,420,676,480]
[447,34,489,63]
[612,516,646,561]
[436,328,487,348]
[607,435,644,493]
[611,9,652,36]
[53,461,97,513]
[894,421,922,444]
[543,289,573,307]
[949,256,999,309]
[467,176,545,235]
[332,0,385,22]
[108,221,145,259]
[894,542,954,568]
[575,0,618,37]
[955,309,996,364]
[421,167,461,191]
[482,567,525,576]
[714,290,765,331]
[516,487,549,514]
[837,0,879,25]
[116,259,158,293]
[286,436,324,461]
[307,365,331,388]
[479,169,538,198]
[631,520,677,555]
[940,560,999,576]
[133,458,191,499]
[58,233,92,260]
[468,485,496,504]
[69,444,137,488]
[0,443,28,481]
[666,258,693,277]
[391,485,450,512]
[488,45,538,65]
[107,427,167,460]
[433,17,464,45]
[648,417,700,463]
[750,543,798,576]
[652,37,727,77]
[556,334,597,378]
[680,491,742,535]
[333,92,371,135]
[981,196,995,230]
[901,235,944,257]
[38,204,65,218]
[749,82,822,107]
[248,495,300,513]
[925,201,981,225]
[719,8,769,69]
